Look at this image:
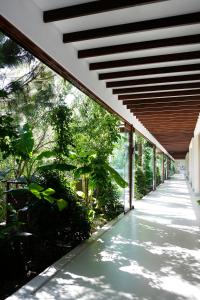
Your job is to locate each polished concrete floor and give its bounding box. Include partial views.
[8,175,200,300]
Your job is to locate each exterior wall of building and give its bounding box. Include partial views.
[187,134,200,195]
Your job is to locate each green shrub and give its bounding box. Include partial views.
[156,166,162,186]
[29,170,91,245]
[134,167,146,200]
[95,181,123,220]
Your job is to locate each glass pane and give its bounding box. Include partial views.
[110,132,130,212]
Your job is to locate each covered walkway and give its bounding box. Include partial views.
[8,175,200,300]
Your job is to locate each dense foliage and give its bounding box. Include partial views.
[0,32,126,299]
[134,134,163,199]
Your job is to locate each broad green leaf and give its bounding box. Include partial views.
[29,183,44,192]
[105,163,128,188]
[57,199,68,211]
[29,183,44,199]
[197,200,200,205]
[43,195,55,204]
[13,123,34,159]
[35,150,55,161]
[42,188,55,197]
[74,166,92,178]
[30,189,41,199]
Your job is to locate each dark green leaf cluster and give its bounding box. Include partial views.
[0,114,18,158]
[49,105,73,158]
[0,32,34,69]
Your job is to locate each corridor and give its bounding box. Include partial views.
[8,175,200,300]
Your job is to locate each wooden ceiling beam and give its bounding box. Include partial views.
[139,120,196,124]
[123,97,200,106]
[43,0,164,23]
[131,106,200,112]
[119,91,200,100]
[90,50,200,70]
[147,124,194,131]
[140,116,197,120]
[139,121,196,125]
[63,12,200,43]
[144,125,195,129]
[107,74,200,88]
[113,82,200,94]
[151,133,194,135]
[170,152,188,157]
[147,132,194,135]
[152,137,192,141]
[153,139,192,142]
[152,139,193,142]
[99,63,200,80]
[135,112,198,117]
[148,120,196,122]
[79,34,200,58]
[127,101,200,109]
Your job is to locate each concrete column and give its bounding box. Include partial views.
[185,153,189,180]
[167,158,171,179]
[166,157,169,179]
[162,153,165,183]
[193,134,200,194]
[128,127,134,210]
[189,139,193,185]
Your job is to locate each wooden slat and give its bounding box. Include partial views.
[113,82,200,94]
[125,97,200,104]
[147,127,195,129]
[79,34,200,58]
[143,119,196,122]
[138,116,198,121]
[43,0,164,23]
[132,105,200,112]
[132,107,200,113]
[99,63,200,80]
[119,91,200,100]
[63,12,200,43]
[123,96,200,105]
[170,152,187,158]
[144,124,196,128]
[135,111,198,116]
[90,51,200,70]
[126,100,200,108]
[107,74,200,88]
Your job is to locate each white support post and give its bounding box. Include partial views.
[189,139,193,185]
[193,134,200,195]
[185,152,189,180]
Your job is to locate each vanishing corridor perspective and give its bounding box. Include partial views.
[8,175,200,300]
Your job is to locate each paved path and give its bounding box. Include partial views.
[8,175,200,300]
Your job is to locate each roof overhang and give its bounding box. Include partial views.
[1,0,200,159]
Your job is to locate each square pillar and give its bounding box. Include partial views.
[185,152,189,180]
[193,134,200,194]
[189,139,193,184]
[166,157,168,179]
[128,126,134,210]
[162,153,165,183]
[167,158,171,179]
[152,145,156,191]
